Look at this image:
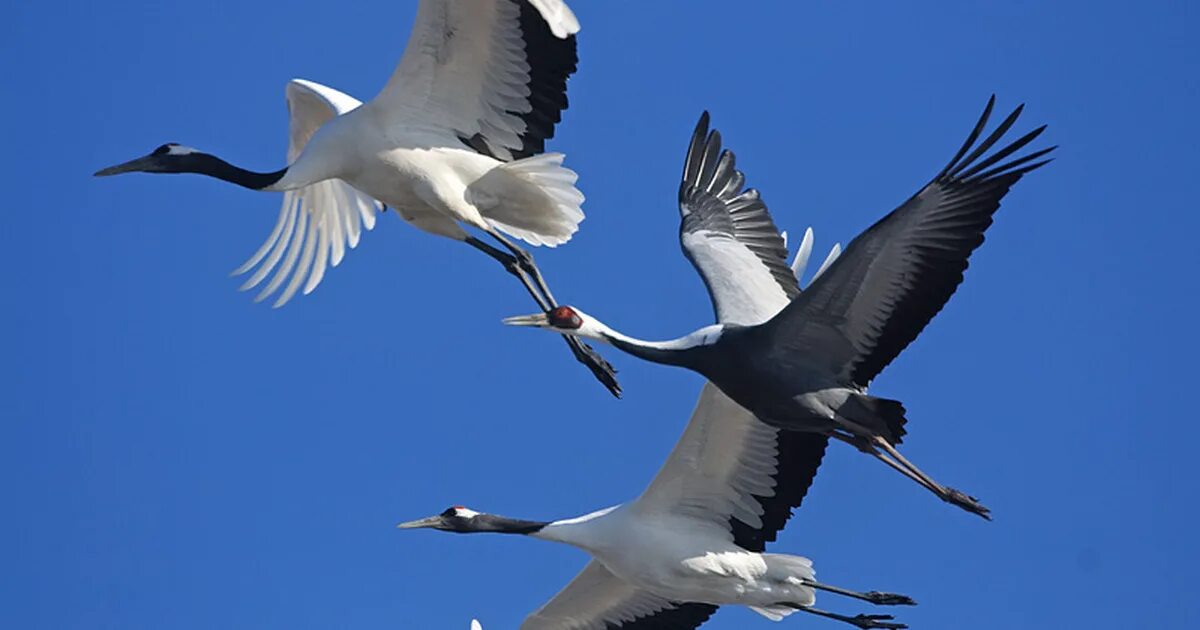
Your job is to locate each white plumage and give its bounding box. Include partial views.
[233,80,380,306]
[98,0,583,308]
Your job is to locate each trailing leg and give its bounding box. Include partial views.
[872,436,990,520]
[465,236,551,310]
[800,579,916,606]
[777,603,907,629]
[468,234,622,398]
[830,413,990,520]
[485,227,560,305]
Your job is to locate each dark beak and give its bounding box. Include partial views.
[396,515,444,530]
[94,154,160,177]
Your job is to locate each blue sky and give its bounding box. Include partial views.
[3,1,1198,628]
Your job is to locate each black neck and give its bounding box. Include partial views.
[180,153,287,190]
[468,514,549,535]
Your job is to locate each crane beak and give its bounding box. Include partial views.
[502,312,549,328]
[94,154,158,177]
[396,515,444,530]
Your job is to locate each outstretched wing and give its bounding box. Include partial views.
[764,96,1056,387]
[233,79,382,307]
[678,112,799,325]
[373,0,579,161]
[522,561,717,630]
[634,113,838,552]
[634,382,829,553]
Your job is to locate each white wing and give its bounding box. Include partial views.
[522,561,716,630]
[790,227,842,286]
[470,620,482,630]
[371,0,579,161]
[633,113,837,549]
[233,79,381,308]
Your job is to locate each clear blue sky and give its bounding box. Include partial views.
[4,2,1197,628]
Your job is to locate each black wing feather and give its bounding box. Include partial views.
[511,0,577,159]
[457,0,577,161]
[730,432,829,552]
[607,604,719,630]
[679,112,801,311]
[764,96,1056,388]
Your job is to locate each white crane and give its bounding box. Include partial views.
[93,0,619,395]
[506,98,1056,514]
[398,114,913,629]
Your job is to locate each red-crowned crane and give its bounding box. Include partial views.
[93,0,620,395]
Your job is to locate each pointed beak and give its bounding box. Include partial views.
[502,312,550,328]
[94,154,158,177]
[396,515,444,530]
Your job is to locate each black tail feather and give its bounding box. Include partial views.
[839,395,909,445]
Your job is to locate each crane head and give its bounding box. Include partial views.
[396,506,480,533]
[499,304,588,328]
[94,143,204,176]
[503,306,613,345]
[396,506,548,535]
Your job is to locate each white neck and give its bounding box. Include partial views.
[580,319,725,353]
[532,505,622,552]
[267,119,351,191]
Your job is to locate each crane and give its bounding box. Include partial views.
[399,115,911,629]
[93,0,619,395]
[505,98,1056,517]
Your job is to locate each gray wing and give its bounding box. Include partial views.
[522,561,718,630]
[678,112,799,325]
[763,96,1055,387]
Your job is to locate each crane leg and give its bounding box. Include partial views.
[828,433,952,507]
[872,437,990,520]
[800,579,915,606]
[465,237,551,309]
[775,604,907,629]
[483,228,560,305]
[465,236,622,398]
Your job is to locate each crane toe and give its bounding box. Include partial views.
[865,592,917,606]
[945,488,992,520]
[852,614,907,629]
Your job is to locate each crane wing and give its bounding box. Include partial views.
[634,113,837,550]
[522,561,717,630]
[372,0,579,161]
[233,79,382,307]
[633,383,829,552]
[762,96,1055,387]
[678,112,799,325]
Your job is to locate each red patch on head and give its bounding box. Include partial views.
[548,306,582,329]
[452,505,465,510]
